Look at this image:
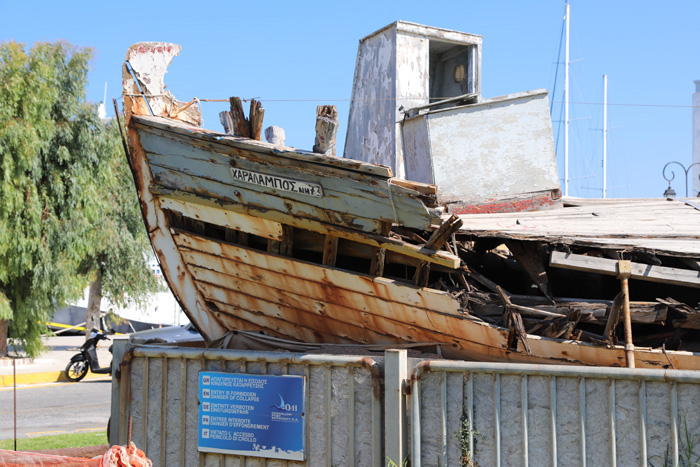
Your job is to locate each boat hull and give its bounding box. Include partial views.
[124,116,699,370]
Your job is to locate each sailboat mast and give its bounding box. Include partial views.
[603,74,608,199]
[564,1,570,196]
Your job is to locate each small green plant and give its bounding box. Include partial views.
[649,418,700,467]
[386,456,409,466]
[455,411,479,467]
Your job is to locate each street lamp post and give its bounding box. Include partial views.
[662,161,700,198]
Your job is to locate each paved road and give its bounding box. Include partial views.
[0,378,111,440]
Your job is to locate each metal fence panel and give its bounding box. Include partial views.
[409,360,700,467]
[114,346,383,467]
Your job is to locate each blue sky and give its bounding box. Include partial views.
[2,0,698,198]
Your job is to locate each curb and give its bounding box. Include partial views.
[0,370,111,388]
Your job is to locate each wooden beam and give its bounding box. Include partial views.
[506,240,553,300]
[370,248,386,277]
[249,99,264,141]
[603,292,623,344]
[229,97,250,138]
[322,235,338,266]
[549,250,700,288]
[312,105,339,156]
[389,179,437,196]
[414,215,463,285]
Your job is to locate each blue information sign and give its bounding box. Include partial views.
[197,372,306,460]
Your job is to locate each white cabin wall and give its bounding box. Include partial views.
[395,32,430,180]
[401,117,433,184]
[425,91,559,204]
[344,25,398,171]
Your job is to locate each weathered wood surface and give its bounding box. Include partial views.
[136,125,438,233]
[170,229,700,369]
[152,187,459,268]
[505,240,552,299]
[132,115,394,177]
[229,97,250,138]
[159,197,284,240]
[550,251,700,288]
[249,99,264,141]
[264,126,285,145]
[454,198,700,256]
[414,215,462,286]
[313,105,339,156]
[475,295,668,324]
[218,111,234,135]
[123,42,201,125]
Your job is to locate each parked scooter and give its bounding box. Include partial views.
[64,329,113,382]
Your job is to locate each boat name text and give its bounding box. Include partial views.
[230,168,323,198]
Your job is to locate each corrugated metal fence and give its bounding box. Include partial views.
[111,344,382,467]
[410,359,700,467]
[111,344,700,466]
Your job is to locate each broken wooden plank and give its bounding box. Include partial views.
[550,250,700,288]
[219,111,234,135]
[312,105,339,156]
[506,240,553,300]
[389,179,438,196]
[414,215,463,285]
[249,99,265,141]
[603,292,624,344]
[495,286,530,354]
[370,247,386,277]
[229,96,251,138]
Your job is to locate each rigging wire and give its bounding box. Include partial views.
[550,6,566,116]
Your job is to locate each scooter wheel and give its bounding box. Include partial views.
[65,359,89,382]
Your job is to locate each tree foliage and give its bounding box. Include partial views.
[0,41,158,357]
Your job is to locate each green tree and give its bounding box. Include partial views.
[0,41,158,357]
[79,119,160,338]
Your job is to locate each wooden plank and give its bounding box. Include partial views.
[183,255,479,345]
[198,282,392,344]
[159,197,283,240]
[155,189,460,269]
[603,292,624,344]
[505,240,552,300]
[132,115,394,178]
[413,215,462,285]
[249,99,264,141]
[370,248,386,277]
[149,163,384,233]
[194,273,459,345]
[139,131,436,230]
[390,179,437,195]
[229,97,250,138]
[508,295,667,325]
[550,251,700,288]
[322,235,338,266]
[173,229,461,314]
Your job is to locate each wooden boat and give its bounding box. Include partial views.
[120,25,700,369]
